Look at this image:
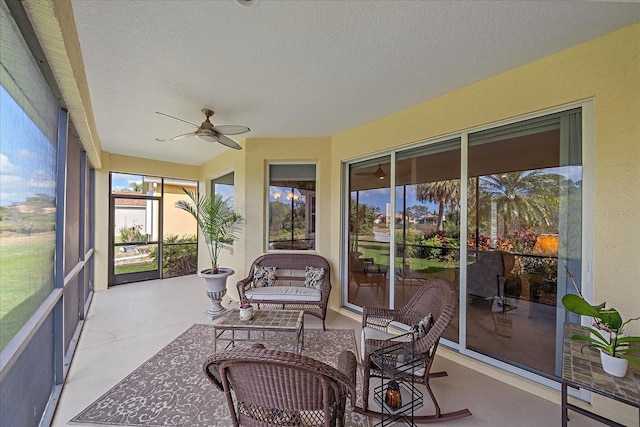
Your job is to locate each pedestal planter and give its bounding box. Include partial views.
[600,351,628,377]
[198,268,234,319]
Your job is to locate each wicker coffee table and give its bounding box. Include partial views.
[213,309,304,354]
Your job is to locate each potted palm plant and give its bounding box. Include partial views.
[175,188,243,318]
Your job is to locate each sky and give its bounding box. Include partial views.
[355,186,437,214]
[0,87,57,207]
[111,173,140,192]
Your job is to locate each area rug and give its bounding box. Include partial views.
[71,324,369,427]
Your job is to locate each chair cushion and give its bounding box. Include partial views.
[304,266,325,289]
[246,285,321,302]
[252,266,277,288]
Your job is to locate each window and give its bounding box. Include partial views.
[268,164,316,250]
[0,0,59,352]
[211,172,235,206]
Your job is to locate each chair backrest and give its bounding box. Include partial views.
[203,346,354,427]
[249,253,331,286]
[396,277,458,355]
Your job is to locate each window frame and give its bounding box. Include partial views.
[266,162,318,252]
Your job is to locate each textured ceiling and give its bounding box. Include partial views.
[70,0,640,166]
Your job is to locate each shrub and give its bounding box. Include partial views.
[150,234,197,277]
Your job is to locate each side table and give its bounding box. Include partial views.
[562,323,640,426]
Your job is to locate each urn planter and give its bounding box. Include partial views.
[199,267,234,319]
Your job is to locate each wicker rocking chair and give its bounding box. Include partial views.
[357,278,472,422]
[203,344,357,427]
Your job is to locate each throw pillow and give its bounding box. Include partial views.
[304,266,325,289]
[252,266,277,288]
[412,313,434,338]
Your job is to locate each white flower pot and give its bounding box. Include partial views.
[239,306,254,321]
[600,350,628,377]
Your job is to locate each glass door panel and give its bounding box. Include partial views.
[348,157,391,308]
[395,140,461,340]
[467,110,582,377]
[112,196,160,285]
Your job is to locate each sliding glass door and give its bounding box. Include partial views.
[343,108,583,380]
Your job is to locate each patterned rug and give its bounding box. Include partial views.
[70,324,369,427]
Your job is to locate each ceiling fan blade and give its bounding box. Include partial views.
[213,125,250,135]
[155,111,198,128]
[171,132,196,141]
[216,134,243,150]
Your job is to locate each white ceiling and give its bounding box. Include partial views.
[70,0,640,166]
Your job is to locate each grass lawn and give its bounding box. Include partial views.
[0,233,55,350]
[114,262,157,275]
[357,240,457,282]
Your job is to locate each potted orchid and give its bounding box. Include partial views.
[562,264,640,377]
[239,296,254,321]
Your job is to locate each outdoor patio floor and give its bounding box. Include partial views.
[52,274,606,426]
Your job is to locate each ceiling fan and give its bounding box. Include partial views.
[156,109,250,150]
[355,165,387,180]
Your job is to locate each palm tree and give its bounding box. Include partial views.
[415,180,461,231]
[479,171,560,237]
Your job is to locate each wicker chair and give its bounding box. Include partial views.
[360,277,471,422]
[203,344,357,427]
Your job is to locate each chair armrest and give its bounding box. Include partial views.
[236,276,253,299]
[362,306,397,330]
[202,359,224,391]
[337,350,357,405]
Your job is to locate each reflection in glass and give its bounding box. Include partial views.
[111,173,161,196]
[348,158,391,308]
[268,165,316,250]
[467,110,582,377]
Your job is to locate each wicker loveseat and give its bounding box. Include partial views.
[237,253,332,330]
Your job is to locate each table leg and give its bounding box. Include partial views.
[299,318,305,354]
[561,381,568,427]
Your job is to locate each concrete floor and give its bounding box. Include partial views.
[52,274,606,427]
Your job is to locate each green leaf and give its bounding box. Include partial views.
[562,294,601,317]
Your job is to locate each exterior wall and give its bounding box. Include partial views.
[162,183,197,238]
[329,24,639,424]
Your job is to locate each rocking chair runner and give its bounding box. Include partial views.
[204,344,357,427]
[358,278,472,422]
